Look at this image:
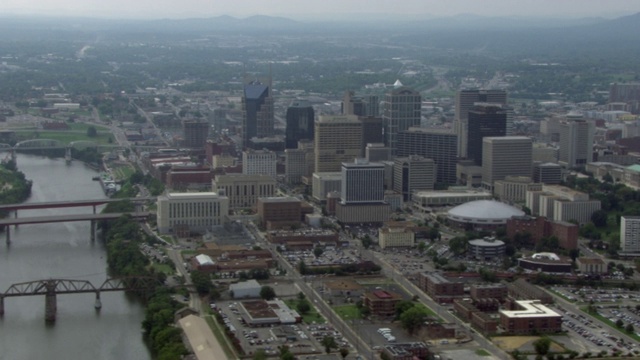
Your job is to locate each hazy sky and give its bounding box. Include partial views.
[2,0,639,20]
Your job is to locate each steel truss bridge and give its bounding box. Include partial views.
[0,277,161,322]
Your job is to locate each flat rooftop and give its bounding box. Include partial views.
[500,300,561,319]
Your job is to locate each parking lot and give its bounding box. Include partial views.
[213,299,354,357]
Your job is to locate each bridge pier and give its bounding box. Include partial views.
[5,226,10,244]
[94,291,102,310]
[90,220,96,242]
[92,205,96,214]
[44,280,57,322]
[0,295,4,316]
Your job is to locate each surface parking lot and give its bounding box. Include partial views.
[214,299,353,357]
[551,285,640,303]
[555,305,639,355]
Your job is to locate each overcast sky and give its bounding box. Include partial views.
[2,0,639,20]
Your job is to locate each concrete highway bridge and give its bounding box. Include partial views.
[0,197,155,214]
[0,212,151,243]
[0,277,161,322]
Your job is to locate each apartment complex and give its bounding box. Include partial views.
[419,272,464,303]
[500,300,562,335]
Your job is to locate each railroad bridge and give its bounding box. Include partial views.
[0,277,161,322]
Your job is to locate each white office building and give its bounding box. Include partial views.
[341,158,384,204]
[243,149,277,178]
[157,192,229,234]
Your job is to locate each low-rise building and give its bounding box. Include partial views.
[229,280,262,299]
[470,284,508,302]
[256,197,302,229]
[518,252,573,273]
[239,299,301,327]
[506,215,579,250]
[379,225,415,249]
[467,237,506,260]
[576,257,606,274]
[323,279,364,298]
[507,278,553,304]
[362,290,403,317]
[500,300,562,335]
[419,272,464,303]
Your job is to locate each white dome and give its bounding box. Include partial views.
[447,200,524,225]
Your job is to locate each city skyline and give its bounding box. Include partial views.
[1,0,639,20]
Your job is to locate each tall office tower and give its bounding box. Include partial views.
[382,85,421,154]
[285,101,315,149]
[396,127,458,185]
[242,77,274,147]
[393,155,437,201]
[341,159,384,204]
[242,149,277,178]
[182,119,209,149]
[455,90,507,158]
[363,95,380,117]
[359,116,384,156]
[467,103,508,166]
[314,115,363,173]
[211,108,228,130]
[558,114,595,168]
[482,136,532,190]
[343,91,380,117]
[621,216,640,253]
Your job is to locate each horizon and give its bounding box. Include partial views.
[1,0,639,21]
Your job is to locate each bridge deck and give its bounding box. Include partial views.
[0,197,154,212]
[0,212,150,226]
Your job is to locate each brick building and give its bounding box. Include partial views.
[256,197,302,229]
[506,215,579,250]
[470,284,508,301]
[381,343,429,360]
[500,300,562,335]
[419,272,464,303]
[507,278,553,304]
[362,290,403,317]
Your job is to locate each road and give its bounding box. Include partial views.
[366,249,511,360]
[248,222,374,359]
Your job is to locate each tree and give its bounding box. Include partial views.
[615,319,624,328]
[625,323,634,333]
[533,337,551,355]
[260,286,276,300]
[278,345,295,360]
[417,241,427,253]
[297,292,306,301]
[314,246,324,258]
[399,305,429,334]
[297,300,311,314]
[86,125,98,137]
[361,235,372,249]
[321,335,338,354]
[339,347,349,359]
[591,210,608,228]
[395,300,415,317]
[190,270,211,295]
[569,249,580,262]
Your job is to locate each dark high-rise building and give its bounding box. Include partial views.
[285,101,315,149]
[343,91,380,117]
[382,84,421,154]
[396,128,458,185]
[467,103,507,166]
[182,119,209,149]
[456,90,507,157]
[358,116,384,156]
[242,78,274,147]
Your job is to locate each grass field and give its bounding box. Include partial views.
[475,349,491,356]
[16,130,114,145]
[112,164,135,181]
[150,262,174,275]
[493,336,565,353]
[285,299,326,324]
[334,304,363,321]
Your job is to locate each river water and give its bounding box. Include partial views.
[0,155,151,360]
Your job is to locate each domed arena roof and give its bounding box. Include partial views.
[447,200,524,224]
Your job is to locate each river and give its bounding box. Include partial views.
[0,155,151,360]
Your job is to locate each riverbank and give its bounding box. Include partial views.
[0,160,32,213]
